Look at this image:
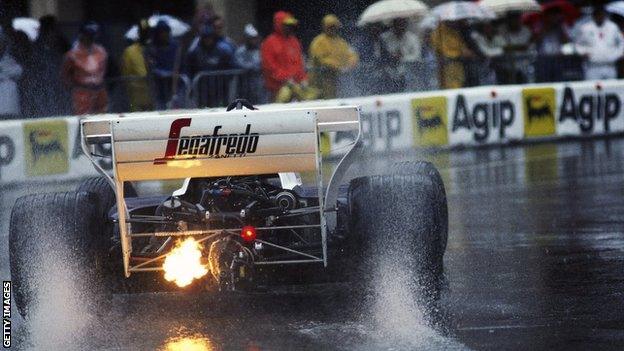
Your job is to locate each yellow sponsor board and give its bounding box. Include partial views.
[522,87,556,137]
[23,119,69,176]
[411,96,448,146]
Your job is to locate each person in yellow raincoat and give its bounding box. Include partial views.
[309,14,359,99]
[121,20,153,111]
[430,21,475,89]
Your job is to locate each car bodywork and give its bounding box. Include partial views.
[80,106,362,280]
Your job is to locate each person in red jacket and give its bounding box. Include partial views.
[261,11,308,101]
[61,22,108,115]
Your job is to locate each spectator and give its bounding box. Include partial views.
[188,14,235,54]
[421,28,440,90]
[574,4,624,80]
[430,20,475,89]
[354,23,390,95]
[494,12,535,84]
[235,24,266,104]
[121,19,152,111]
[146,20,181,109]
[0,28,23,119]
[186,25,237,76]
[381,18,420,92]
[211,15,236,52]
[533,7,573,82]
[61,22,108,115]
[32,15,70,117]
[260,11,308,101]
[187,25,237,107]
[535,7,570,55]
[471,22,504,58]
[496,12,533,54]
[192,1,215,35]
[309,14,359,99]
[470,21,503,85]
[9,29,34,117]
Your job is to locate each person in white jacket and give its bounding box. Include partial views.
[574,5,624,80]
[381,18,421,91]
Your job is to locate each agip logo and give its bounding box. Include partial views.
[559,86,621,134]
[411,96,448,146]
[451,94,515,142]
[522,87,556,137]
[23,120,69,176]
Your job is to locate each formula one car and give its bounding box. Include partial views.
[9,103,447,317]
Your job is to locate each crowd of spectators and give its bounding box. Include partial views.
[421,3,624,89]
[2,2,624,119]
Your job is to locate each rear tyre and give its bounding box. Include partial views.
[391,161,448,254]
[76,176,137,214]
[76,176,136,293]
[348,171,447,309]
[9,192,111,318]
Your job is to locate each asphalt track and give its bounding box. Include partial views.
[1,137,623,350]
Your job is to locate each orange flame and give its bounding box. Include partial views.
[163,237,208,287]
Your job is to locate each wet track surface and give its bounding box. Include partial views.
[2,137,624,350]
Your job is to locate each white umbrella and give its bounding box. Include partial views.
[12,17,40,42]
[358,0,429,27]
[606,1,624,18]
[429,1,496,22]
[480,0,541,16]
[125,14,190,41]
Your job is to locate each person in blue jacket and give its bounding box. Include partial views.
[186,25,238,107]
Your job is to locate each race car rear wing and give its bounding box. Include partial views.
[81,106,362,277]
[82,107,359,180]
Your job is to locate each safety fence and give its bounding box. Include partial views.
[339,53,587,98]
[0,54,594,120]
[105,70,268,112]
[106,54,589,112]
[1,79,623,186]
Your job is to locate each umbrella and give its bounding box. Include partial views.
[429,1,496,22]
[125,14,190,41]
[480,0,541,16]
[606,1,624,18]
[357,0,429,27]
[12,17,40,42]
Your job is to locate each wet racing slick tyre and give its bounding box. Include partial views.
[348,172,447,309]
[9,192,111,318]
[76,176,137,293]
[76,176,137,214]
[391,161,448,256]
[76,176,137,249]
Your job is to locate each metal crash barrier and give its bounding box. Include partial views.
[107,73,192,112]
[110,56,585,111]
[191,69,265,108]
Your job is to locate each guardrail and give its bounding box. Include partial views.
[190,68,266,108]
[332,53,586,99]
[107,73,192,112]
[0,53,602,120]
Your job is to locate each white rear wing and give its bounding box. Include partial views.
[82,106,359,181]
[80,106,361,277]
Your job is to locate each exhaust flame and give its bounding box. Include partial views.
[163,237,208,287]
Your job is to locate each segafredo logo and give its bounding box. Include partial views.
[154,118,259,164]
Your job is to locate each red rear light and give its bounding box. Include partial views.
[241,226,257,242]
